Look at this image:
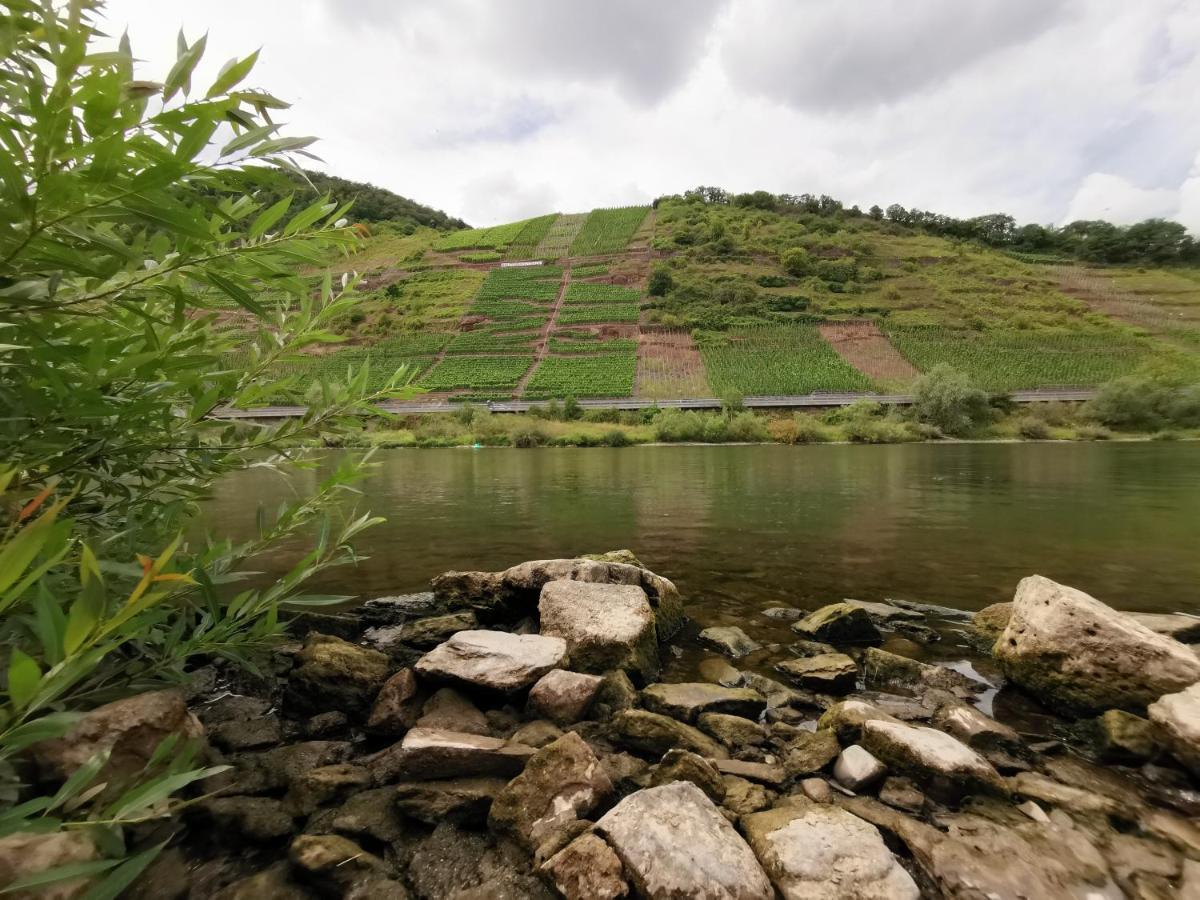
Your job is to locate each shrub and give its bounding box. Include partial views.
[781,247,813,277]
[769,415,830,444]
[817,258,858,283]
[1074,423,1111,441]
[1166,383,1200,427]
[910,365,991,436]
[1085,376,1168,430]
[648,266,674,296]
[512,425,547,447]
[1016,417,1052,440]
[724,411,770,442]
[602,429,632,447]
[653,409,709,442]
[563,396,583,421]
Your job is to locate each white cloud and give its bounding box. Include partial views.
[99,0,1200,232]
[1062,173,1179,224]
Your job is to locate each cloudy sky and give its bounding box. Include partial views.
[101,0,1200,231]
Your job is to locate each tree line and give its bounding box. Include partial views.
[658,186,1199,266]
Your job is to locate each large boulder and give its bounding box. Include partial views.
[594,781,773,900]
[993,575,1200,713]
[640,682,766,723]
[433,557,685,639]
[861,720,1006,804]
[538,581,659,682]
[742,801,919,899]
[33,689,203,782]
[489,732,613,850]
[975,601,1200,644]
[414,630,566,694]
[1148,683,1200,777]
[367,728,535,782]
[284,633,391,717]
[610,710,728,760]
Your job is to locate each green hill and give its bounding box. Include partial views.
[263,194,1200,403]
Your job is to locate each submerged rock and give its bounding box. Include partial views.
[595,781,773,900]
[791,603,882,645]
[538,580,659,683]
[640,682,766,723]
[861,720,1006,804]
[1148,683,1200,777]
[414,630,566,694]
[489,732,613,850]
[697,657,743,687]
[697,625,762,658]
[993,575,1200,713]
[742,801,919,900]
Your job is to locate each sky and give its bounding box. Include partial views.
[100,0,1200,231]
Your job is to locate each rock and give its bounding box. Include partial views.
[1148,682,1200,776]
[787,639,838,658]
[305,711,349,738]
[799,778,834,803]
[775,653,858,694]
[591,669,638,720]
[1007,773,1121,821]
[330,787,405,844]
[541,833,629,900]
[1017,799,1050,823]
[697,626,761,658]
[697,712,767,749]
[358,591,452,626]
[504,720,559,748]
[0,832,98,900]
[1096,709,1160,763]
[414,687,490,736]
[595,782,773,900]
[742,801,919,900]
[344,878,411,900]
[284,634,391,717]
[817,699,901,744]
[210,863,309,900]
[366,668,423,736]
[209,717,284,753]
[610,710,729,760]
[289,834,389,891]
[414,630,566,694]
[188,797,296,842]
[762,606,804,620]
[489,732,613,850]
[780,729,841,778]
[861,720,1006,804]
[364,611,479,654]
[649,749,726,803]
[1130,612,1200,643]
[711,759,786,788]
[971,602,1013,639]
[368,728,536,782]
[994,575,1200,713]
[930,698,1029,770]
[863,648,987,697]
[600,751,651,796]
[538,581,659,683]
[640,683,766,723]
[790,603,881,645]
[843,599,925,623]
[33,689,204,782]
[697,657,743,687]
[406,822,490,898]
[219,740,352,796]
[878,776,925,813]
[394,777,508,826]
[527,670,602,726]
[287,764,372,816]
[722,775,775,819]
[833,745,887,791]
[583,549,644,567]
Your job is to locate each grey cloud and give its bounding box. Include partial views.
[419,97,558,149]
[719,0,1068,110]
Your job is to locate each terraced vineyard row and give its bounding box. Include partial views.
[524,350,637,399]
[698,327,875,395]
[568,206,650,256]
[418,355,534,391]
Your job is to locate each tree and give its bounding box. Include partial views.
[910,365,990,436]
[0,2,407,886]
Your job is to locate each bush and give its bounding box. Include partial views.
[769,415,830,444]
[724,411,770,442]
[1166,383,1200,427]
[1085,376,1168,430]
[602,429,632,447]
[512,425,547,448]
[781,247,813,277]
[1015,417,1052,440]
[910,365,990,436]
[817,258,858,283]
[648,266,674,296]
[563,396,583,421]
[653,409,709,442]
[1074,423,1111,441]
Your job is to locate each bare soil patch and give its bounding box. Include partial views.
[636,328,711,399]
[819,321,919,385]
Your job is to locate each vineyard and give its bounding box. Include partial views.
[503,214,560,260]
[432,216,539,252]
[418,355,534,391]
[569,206,650,256]
[883,326,1159,390]
[636,329,711,399]
[524,350,638,399]
[699,326,875,395]
[535,212,589,258]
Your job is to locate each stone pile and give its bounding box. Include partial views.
[6,554,1200,899]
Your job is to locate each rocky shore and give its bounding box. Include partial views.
[7,552,1200,899]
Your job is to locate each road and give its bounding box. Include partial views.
[211,388,1099,420]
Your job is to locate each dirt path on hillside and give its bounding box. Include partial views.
[513,267,570,397]
[819,321,919,385]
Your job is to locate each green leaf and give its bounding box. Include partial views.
[206,49,259,98]
[7,649,42,710]
[79,843,166,900]
[249,195,292,239]
[163,32,207,101]
[1,712,82,753]
[105,766,227,821]
[219,123,277,157]
[283,198,336,236]
[48,748,112,811]
[0,857,122,893]
[248,136,318,157]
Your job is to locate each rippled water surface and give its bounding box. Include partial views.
[209,443,1200,618]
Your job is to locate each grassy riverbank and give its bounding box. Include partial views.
[324,402,1198,449]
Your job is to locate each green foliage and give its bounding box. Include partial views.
[648,266,673,296]
[434,216,547,252]
[698,327,873,395]
[571,264,609,279]
[1083,376,1200,430]
[503,214,560,260]
[459,251,501,263]
[651,409,769,443]
[781,247,813,277]
[909,365,991,435]
[444,331,535,354]
[0,4,398,879]
[557,304,641,324]
[564,283,640,305]
[251,169,465,230]
[525,353,637,398]
[569,207,650,256]
[418,356,532,391]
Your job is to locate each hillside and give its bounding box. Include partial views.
[263,196,1200,403]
